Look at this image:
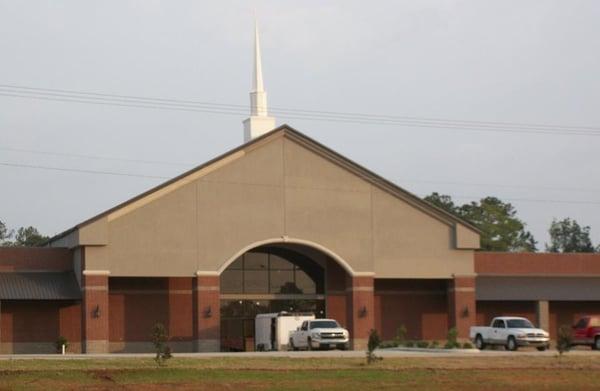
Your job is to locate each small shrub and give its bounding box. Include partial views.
[55,336,69,354]
[151,323,172,366]
[380,341,399,349]
[556,325,573,356]
[462,342,473,349]
[379,341,390,349]
[416,341,429,348]
[366,329,383,364]
[394,324,407,346]
[429,340,440,349]
[444,327,460,349]
[405,340,415,348]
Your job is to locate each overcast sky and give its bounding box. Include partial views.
[1,1,599,248]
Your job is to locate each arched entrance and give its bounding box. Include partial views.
[219,243,340,351]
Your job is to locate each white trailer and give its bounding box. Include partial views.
[255,312,315,351]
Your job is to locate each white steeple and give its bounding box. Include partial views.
[243,19,276,142]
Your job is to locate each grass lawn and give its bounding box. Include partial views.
[1,355,599,390]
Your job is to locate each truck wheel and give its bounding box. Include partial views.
[593,337,600,350]
[289,338,298,351]
[307,338,313,351]
[506,336,518,351]
[475,335,486,350]
[536,346,547,352]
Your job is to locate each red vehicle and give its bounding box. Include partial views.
[571,316,600,350]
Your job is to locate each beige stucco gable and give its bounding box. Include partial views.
[60,127,478,278]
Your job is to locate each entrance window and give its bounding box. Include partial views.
[220,247,324,295]
[219,246,328,352]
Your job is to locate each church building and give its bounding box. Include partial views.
[1,25,599,354]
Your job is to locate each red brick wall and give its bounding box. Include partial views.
[475,252,600,275]
[193,276,220,350]
[109,277,194,344]
[448,276,476,339]
[475,301,537,327]
[0,247,72,271]
[346,276,374,349]
[326,258,349,327]
[374,279,448,341]
[1,300,81,345]
[82,273,109,352]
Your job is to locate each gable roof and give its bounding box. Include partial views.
[46,124,479,245]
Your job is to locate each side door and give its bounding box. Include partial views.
[573,317,589,344]
[298,321,309,347]
[491,319,506,343]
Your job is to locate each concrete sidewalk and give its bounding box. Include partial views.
[0,347,597,360]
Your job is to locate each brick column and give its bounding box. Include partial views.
[82,271,109,353]
[536,300,550,331]
[193,274,220,352]
[346,275,374,350]
[447,275,476,340]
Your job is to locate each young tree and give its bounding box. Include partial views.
[151,323,172,366]
[546,218,596,253]
[366,329,382,364]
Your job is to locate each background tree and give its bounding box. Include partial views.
[424,193,537,252]
[13,226,49,247]
[424,192,458,215]
[0,220,48,247]
[0,220,13,245]
[546,218,596,253]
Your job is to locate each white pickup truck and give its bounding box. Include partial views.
[470,316,550,351]
[289,319,349,350]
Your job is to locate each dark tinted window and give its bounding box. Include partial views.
[244,270,269,293]
[310,320,339,329]
[220,247,323,295]
[270,254,294,270]
[575,318,588,329]
[221,270,243,294]
[270,270,296,294]
[492,320,505,328]
[506,319,534,328]
[244,252,268,270]
[296,270,316,294]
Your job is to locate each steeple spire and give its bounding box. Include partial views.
[243,18,276,142]
[253,21,264,94]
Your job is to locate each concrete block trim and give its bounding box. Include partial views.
[195,271,220,277]
[448,287,475,293]
[194,286,219,291]
[346,286,374,292]
[351,338,368,350]
[83,286,108,291]
[84,340,109,354]
[195,339,220,352]
[83,270,111,276]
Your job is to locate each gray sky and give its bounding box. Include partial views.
[1,0,599,248]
